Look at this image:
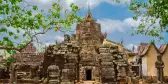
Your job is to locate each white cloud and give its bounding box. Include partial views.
[126,16,161,36]
[104,0,130,5]
[97,16,161,34]
[55,35,64,42]
[45,42,55,46]
[124,18,139,27]
[25,0,130,10]
[41,35,63,46]
[98,19,126,33]
[24,0,55,10]
[65,0,130,9]
[97,18,136,33]
[125,44,138,53]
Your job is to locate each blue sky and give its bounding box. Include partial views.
[1,0,168,54]
[24,0,168,51]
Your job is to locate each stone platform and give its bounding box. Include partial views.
[76,81,102,84]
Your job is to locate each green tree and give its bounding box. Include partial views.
[0,0,83,53]
[129,0,168,40]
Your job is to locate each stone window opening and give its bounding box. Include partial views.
[86,69,92,80]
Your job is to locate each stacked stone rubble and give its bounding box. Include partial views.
[111,46,128,81]
[98,46,115,83]
[44,39,130,84]
[0,56,8,79]
[47,65,60,84]
[98,45,128,83]
[43,33,130,84]
[45,40,80,84]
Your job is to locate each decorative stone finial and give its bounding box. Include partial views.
[88,3,91,14]
[120,38,123,45]
[104,32,107,40]
[85,2,92,20]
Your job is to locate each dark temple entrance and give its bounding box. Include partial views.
[86,69,92,80]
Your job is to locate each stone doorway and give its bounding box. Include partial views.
[86,69,92,80]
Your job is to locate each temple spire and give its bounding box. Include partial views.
[88,3,91,14]
[132,45,135,52]
[120,38,124,45]
[104,32,107,40]
[86,2,92,20]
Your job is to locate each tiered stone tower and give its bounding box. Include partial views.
[76,10,101,45]
[42,9,129,84]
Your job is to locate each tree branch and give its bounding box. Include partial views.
[0,39,33,52]
[0,47,22,51]
[0,28,50,52]
[144,17,157,35]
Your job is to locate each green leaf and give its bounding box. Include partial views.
[8,32,14,36]
[133,16,138,20]
[18,44,25,48]
[6,22,10,27]
[70,3,74,7]
[0,0,2,4]
[3,37,9,41]
[11,50,16,54]
[54,13,60,18]
[41,9,44,12]
[0,28,7,32]
[27,11,32,16]
[0,41,4,45]
[7,41,14,47]
[36,25,40,29]
[33,6,38,10]
[23,33,27,37]
[14,36,18,39]
[16,29,20,33]
[6,50,11,54]
[150,40,155,44]
[7,56,14,63]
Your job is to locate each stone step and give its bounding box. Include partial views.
[83,81,95,84]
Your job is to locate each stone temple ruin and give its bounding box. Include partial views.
[0,11,132,84]
[41,11,130,84]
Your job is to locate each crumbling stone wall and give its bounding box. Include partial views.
[98,45,128,83]
[0,58,9,79]
[43,38,130,84]
[43,40,80,84]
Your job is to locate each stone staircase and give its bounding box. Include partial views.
[83,81,95,84]
[77,81,102,84]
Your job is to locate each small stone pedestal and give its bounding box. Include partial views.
[93,81,102,84]
[47,65,60,84]
[49,80,59,84]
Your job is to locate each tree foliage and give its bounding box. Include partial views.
[7,56,14,64]
[0,0,83,53]
[129,0,168,40]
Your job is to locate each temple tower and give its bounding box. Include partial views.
[76,9,101,46]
